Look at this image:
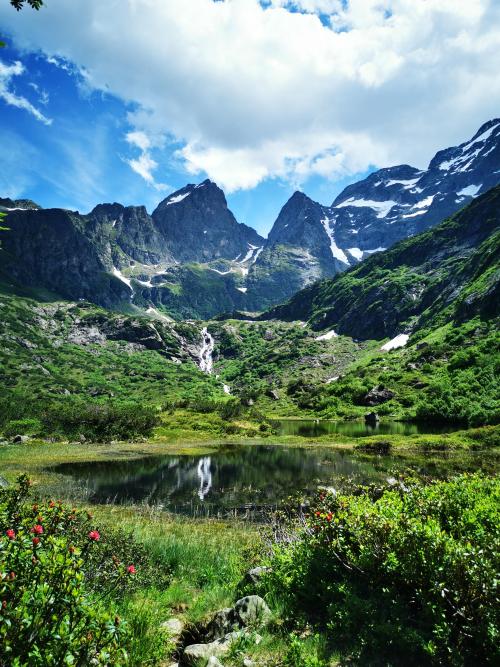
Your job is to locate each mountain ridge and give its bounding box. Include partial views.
[1,118,499,318]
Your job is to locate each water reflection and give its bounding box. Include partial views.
[275,420,457,438]
[51,443,490,519]
[197,457,212,500]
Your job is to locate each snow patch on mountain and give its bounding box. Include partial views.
[457,184,482,197]
[316,329,338,341]
[166,192,191,205]
[347,247,363,261]
[111,267,132,289]
[381,334,409,351]
[320,216,349,264]
[335,198,397,218]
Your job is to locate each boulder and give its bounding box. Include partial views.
[234,596,271,628]
[266,389,280,401]
[363,386,395,406]
[246,566,271,586]
[160,618,185,639]
[205,608,236,641]
[182,637,231,666]
[12,435,29,444]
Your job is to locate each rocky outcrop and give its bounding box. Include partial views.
[178,596,271,667]
[363,386,395,406]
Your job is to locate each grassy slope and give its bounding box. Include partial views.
[210,316,499,426]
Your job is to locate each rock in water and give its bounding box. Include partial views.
[365,412,380,424]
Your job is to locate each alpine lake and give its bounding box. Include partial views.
[48,420,496,520]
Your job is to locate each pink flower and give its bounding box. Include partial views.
[31,525,43,535]
[5,529,15,540]
[88,530,100,542]
[32,537,40,546]
[126,564,136,574]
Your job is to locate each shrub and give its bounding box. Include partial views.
[42,399,158,441]
[0,475,164,665]
[3,418,42,437]
[265,475,500,665]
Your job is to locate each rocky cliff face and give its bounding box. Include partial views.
[152,180,264,263]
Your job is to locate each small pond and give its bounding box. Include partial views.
[51,442,490,519]
[275,419,457,438]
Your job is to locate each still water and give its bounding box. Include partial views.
[275,419,456,438]
[52,440,487,519]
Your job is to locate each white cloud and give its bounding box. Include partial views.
[0,0,499,192]
[0,59,52,125]
[124,130,168,190]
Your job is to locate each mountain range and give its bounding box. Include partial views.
[1,118,499,319]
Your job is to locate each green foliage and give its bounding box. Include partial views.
[42,399,159,441]
[3,418,42,437]
[283,634,328,667]
[265,475,500,665]
[10,0,43,10]
[0,476,134,665]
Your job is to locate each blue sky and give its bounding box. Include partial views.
[1,0,499,236]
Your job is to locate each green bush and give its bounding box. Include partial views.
[42,399,159,441]
[3,418,42,437]
[0,475,166,665]
[265,475,500,665]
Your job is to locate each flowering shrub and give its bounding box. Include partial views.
[266,475,500,665]
[0,475,153,665]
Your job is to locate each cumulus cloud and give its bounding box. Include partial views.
[0,59,52,125]
[0,0,499,192]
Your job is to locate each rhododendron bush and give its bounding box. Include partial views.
[0,475,160,666]
[264,475,499,665]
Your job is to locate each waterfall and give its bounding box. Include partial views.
[199,326,214,373]
[198,326,231,394]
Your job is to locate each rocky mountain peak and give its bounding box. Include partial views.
[152,180,264,263]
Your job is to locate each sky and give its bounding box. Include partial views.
[0,0,499,236]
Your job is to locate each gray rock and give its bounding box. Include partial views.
[266,389,280,401]
[246,566,271,585]
[363,386,395,406]
[12,435,29,444]
[182,638,230,667]
[205,608,236,641]
[234,596,271,628]
[160,618,185,638]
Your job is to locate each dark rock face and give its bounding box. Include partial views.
[90,203,174,265]
[0,197,41,211]
[152,179,264,263]
[0,208,130,307]
[363,386,395,406]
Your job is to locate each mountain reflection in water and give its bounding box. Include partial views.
[51,443,487,519]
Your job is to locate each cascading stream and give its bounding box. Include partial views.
[198,326,231,395]
[199,326,214,373]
